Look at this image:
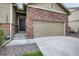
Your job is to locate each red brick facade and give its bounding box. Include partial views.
[11,24,16,36]
[0,23,10,35]
[0,23,16,37]
[26,7,68,38]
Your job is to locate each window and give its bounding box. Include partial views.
[16,3,24,10]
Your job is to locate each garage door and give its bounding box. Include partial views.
[33,21,64,37]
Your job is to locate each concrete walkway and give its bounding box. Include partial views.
[0,33,39,56]
[35,36,79,56]
[6,39,35,46]
[0,43,39,56]
[6,33,35,46]
[1,33,79,56]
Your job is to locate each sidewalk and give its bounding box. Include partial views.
[6,33,35,46]
[0,43,39,56]
[0,33,39,56]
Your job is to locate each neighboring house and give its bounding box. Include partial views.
[68,7,79,33]
[11,3,69,38]
[0,3,11,36]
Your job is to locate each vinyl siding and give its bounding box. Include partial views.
[0,3,11,23]
[28,3,67,14]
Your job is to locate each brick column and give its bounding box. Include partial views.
[26,11,33,38]
[11,24,16,37]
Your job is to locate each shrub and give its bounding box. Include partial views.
[0,29,4,45]
[22,51,43,56]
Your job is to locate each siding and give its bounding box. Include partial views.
[12,6,16,24]
[28,3,67,14]
[0,3,11,23]
[68,10,79,32]
[28,3,51,10]
[53,4,67,14]
[69,10,79,22]
[69,21,79,32]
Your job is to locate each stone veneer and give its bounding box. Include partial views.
[26,6,68,38]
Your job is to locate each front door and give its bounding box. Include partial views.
[19,17,25,31]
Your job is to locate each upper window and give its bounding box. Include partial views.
[16,3,24,10]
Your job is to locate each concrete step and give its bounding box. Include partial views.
[14,36,26,38]
[13,37,26,40]
[14,35,26,36]
[13,33,27,40]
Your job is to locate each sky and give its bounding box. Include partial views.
[63,3,79,8]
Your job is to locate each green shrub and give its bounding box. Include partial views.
[22,51,43,56]
[0,29,4,45]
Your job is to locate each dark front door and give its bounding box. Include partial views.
[19,18,25,31]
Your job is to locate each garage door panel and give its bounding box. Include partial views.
[33,21,64,37]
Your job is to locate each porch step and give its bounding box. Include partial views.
[6,33,35,46]
[13,33,27,40]
[14,37,27,40]
[14,34,26,37]
[14,36,26,38]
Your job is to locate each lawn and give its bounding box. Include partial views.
[22,51,43,56]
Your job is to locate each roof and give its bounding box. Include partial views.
[57,3,70,14]
[28,3,70,15]
[13,3,70,15]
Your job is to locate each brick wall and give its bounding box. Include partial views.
[26,6,68,38]
[0,23,10,35]
[11,24,16,38]
[0,23,16,38]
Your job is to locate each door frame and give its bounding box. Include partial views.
[18,15,26,32]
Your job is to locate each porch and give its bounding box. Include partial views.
[12,4,27,38]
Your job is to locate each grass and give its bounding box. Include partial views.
[22,51,43,56]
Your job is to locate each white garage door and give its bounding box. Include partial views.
[33,21,64,37]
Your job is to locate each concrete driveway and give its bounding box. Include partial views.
[35,36,79,56]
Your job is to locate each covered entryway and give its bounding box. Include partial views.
[18,16,26,31]
[33,21,64,37]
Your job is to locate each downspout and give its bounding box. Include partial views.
[0,4,13,47]
[10,4,12,40]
